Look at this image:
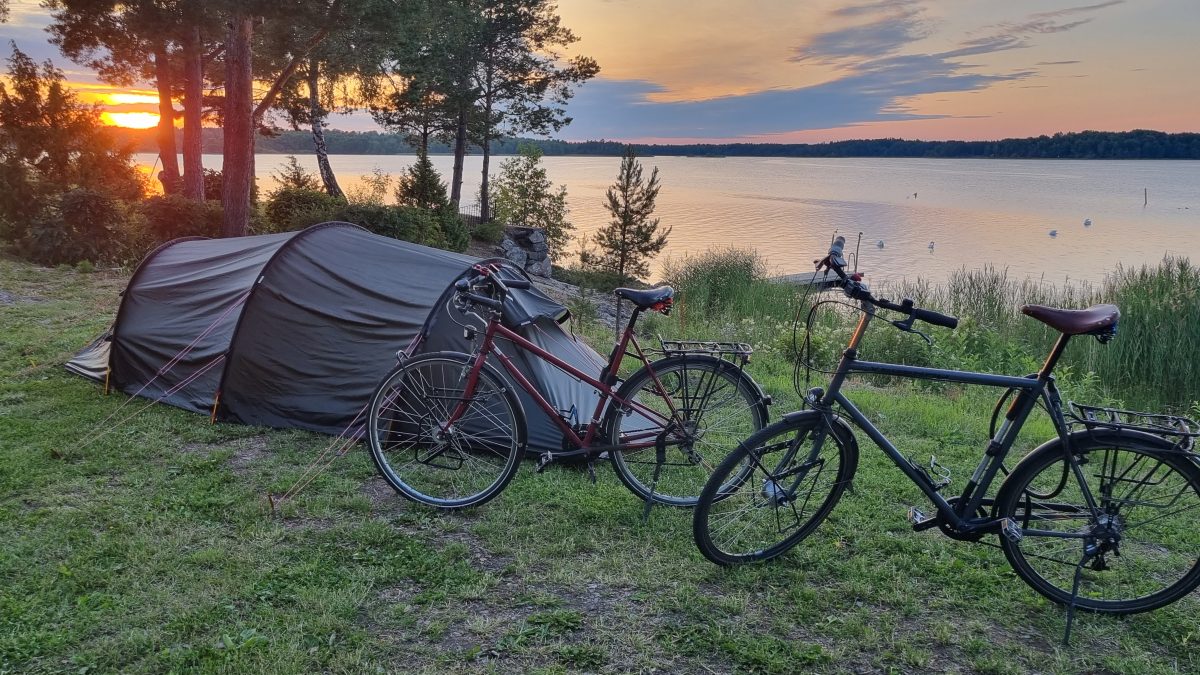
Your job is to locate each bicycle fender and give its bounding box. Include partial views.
[779,409,861,487]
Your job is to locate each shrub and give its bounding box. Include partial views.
[263,187,343,233]
[436,206,469,252]
[17,188,133,265]
[661,247,779,315]
[474,218,505,244]
[272,156,320,191]
[396,153,449,209]
[140,194,223,242]
[204,169,259,203]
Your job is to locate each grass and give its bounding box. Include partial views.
[3,256,1200,674]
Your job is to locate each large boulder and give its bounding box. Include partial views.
[495,226,553,277]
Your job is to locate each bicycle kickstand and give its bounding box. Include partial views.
[640,443,668,524]
[1062,550,1095,646]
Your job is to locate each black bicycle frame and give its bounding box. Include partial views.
[812,303,1081,534]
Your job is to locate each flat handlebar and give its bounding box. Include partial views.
[816,243,959,330]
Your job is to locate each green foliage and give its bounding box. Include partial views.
[662,247,776,314]
[327,203,467,252]
[263,187,343,234]
[395,153,449,210]
[140,194,223,242]
[580,146,669,283]
[473,219,505,244]
[0,45,144,263]
[490,144,572,260]
[16,188,134,265]
[344,168,392,206]
[271,156,321,191]
[202,169,258,204]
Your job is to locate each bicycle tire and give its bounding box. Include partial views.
[605,355,768,507]
[693,411,858,565]
[367,352,526,510]
[994,429,1200,614]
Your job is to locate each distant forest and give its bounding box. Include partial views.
[113,128,1200,160]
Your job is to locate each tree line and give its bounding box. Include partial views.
[112,128,1200,160]
[18,0,597,236]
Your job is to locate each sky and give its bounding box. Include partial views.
[2,0,1198,142]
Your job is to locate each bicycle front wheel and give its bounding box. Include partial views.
[367,352,526,510]
[692,412,858,565]
[994,431,1200,614]
[606,355,767,507]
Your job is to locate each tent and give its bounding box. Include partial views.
[67,221,606,452]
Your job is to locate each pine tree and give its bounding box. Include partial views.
[395,151,450,210]
[583,147,670,284]
[491,144,572,259]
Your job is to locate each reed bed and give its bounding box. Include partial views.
[657,251,1200,411]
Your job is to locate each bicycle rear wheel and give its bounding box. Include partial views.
[606,355,768,506]
[995,431,1200,614]
[367,352,525,510]
[693,412,858,565]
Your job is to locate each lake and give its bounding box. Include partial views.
[135,153,1200,286]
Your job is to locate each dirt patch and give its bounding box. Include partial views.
[226,436,270,474]
[0,289,43,305]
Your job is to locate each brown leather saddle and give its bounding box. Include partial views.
[1021,304,1120,335]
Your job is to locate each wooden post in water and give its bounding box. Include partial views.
[1144,188,1148,206]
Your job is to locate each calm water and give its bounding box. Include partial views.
[136,153,1200,285]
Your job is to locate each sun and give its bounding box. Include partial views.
[101,111,161,129]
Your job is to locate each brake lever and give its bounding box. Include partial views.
[890,317,933,346]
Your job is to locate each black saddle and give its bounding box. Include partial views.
[615,286,674,310]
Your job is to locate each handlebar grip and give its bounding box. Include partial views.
[505,279,532,289]
[828,236,847,267]
[912,307,958,329]
[464,292,503,311]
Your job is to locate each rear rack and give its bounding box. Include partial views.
[1067,401,1198,453]
[657,337,753,366]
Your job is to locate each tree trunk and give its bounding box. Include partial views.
[480,69,494,222]
[221,14,254,237]
[152,48,180,195]
[181,24,204,201]
[449,107,467,207]
[307,58,344,199]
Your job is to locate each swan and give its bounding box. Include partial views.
[876,240,885,248]
[927,241,935,250]
[1083,218,1092,227]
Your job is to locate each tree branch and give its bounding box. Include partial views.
[252,0,343,121]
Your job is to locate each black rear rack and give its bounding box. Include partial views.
[657,337,753,366]
[1067,401,1198,453]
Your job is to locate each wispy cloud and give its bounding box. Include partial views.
[791,0,928,63]
[1037,60,1082,66]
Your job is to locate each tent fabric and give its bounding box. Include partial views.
[67,222,605,452]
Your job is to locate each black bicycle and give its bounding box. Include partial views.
[692,237,1200,633]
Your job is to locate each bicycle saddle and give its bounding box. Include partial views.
[1021,304,1120,335]
[615,286,674,309]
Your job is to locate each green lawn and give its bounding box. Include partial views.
[2,258,1197,674]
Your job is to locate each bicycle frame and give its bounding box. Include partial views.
[810,302,1087,535]
[443,307,679,454]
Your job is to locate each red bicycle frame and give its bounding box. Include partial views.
[442,309,680,454]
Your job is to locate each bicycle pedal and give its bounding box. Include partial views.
[535,451,554,473]
[1000,518,1023,543]
[908,506,938,530]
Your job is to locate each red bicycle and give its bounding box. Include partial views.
[367,263,769,510]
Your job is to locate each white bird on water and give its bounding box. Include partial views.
[877,240,885,248]
[928,241,935,251]
[1049,229,1058,237]
[1084,218,1092,227]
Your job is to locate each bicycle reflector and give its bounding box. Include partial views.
[652,298,673,315]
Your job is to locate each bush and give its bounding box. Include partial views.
[474,219,505,244]
[436,206,469,252]
[263,187,343,233]
[17,188,134,265]
[203,169,259,203]
[661,247,777,314]
[140,194,223,242]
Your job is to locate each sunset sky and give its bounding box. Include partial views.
[2,0,1197,142]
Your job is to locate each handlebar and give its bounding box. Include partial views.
[453,264,533,313]
[815,242,958,330]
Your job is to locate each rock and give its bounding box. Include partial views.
[505,248,528,267]
[525,259,552,277]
